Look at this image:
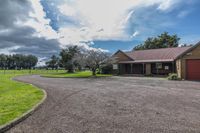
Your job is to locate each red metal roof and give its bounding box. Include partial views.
[124,46,191,62]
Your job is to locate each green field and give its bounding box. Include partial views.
[42,71,112,78]
[0,70,46,126]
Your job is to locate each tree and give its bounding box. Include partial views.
[71,48,113,75]
[0,54,38,70]
[83,50,109,76]
[72,51,86,71]
[134,32,180,50]
[46,55,59,70]
[7,55,15,69]
[26,55,38,69]
[0,54,7,69]
[13,54,24,69]
[60,46,79,73]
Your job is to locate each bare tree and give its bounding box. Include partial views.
[84,50,109,76]
[73,51,87,71]
[71,47,112,76]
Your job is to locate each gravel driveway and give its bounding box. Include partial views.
[7,75,200,133]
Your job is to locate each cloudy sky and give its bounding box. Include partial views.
[0,0,200,61]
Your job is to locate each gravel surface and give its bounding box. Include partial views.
[7,75,200,133]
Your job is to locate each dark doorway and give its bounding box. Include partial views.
[132,64,144,74]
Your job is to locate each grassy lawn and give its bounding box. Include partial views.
[42,71,112,78]
[0,71,44,126]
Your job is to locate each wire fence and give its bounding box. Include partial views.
[0,69,65,75]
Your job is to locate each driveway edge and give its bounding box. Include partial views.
[0,80,47,133]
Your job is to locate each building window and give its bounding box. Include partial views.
[156,63,162,69]
[113,64,118,70]
[165,66,169,70]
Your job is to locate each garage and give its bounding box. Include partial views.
[175,42,200,80]
[186,59,200,80]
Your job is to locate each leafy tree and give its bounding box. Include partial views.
[26,55,38,69]
[46,55,59,70]
[0,54,7,69]
[60,46,79,73]
[134,32,180,50]
[13,54,24,69]
[0,54,38,70]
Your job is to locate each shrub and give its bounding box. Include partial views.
[167,73,180,80]
[96,68,101,74]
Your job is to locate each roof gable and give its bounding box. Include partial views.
[113,50,133,61]
[176,41,200,59]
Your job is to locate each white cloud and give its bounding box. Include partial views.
[56,0,181,43]
[131,31,139,38]
[123,10,134,25]
[0,46,21,55]
[22,0,58,39]
[158,0,173,11]
[157,0,180,11]
[37,57,47,66]
[58,4,76,17]
[20,0,181,51]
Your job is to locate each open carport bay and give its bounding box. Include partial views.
[7,76,200,133]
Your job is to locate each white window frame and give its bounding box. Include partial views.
[113,64,118,70]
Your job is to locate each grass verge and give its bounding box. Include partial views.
[42,71,112,78]
[0,72,44,126]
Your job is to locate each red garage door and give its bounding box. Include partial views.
[186,59,200,80]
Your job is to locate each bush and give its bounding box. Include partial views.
[167,73,180,80]
[96,68,101,74]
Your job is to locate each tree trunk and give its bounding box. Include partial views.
[67,64,74,73]
[92,68,96,76]
[68,68,74,73]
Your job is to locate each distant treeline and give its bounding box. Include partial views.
[0,54,38,69]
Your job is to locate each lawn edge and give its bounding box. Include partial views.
[0,77,47,133]
[41,74,113,79]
